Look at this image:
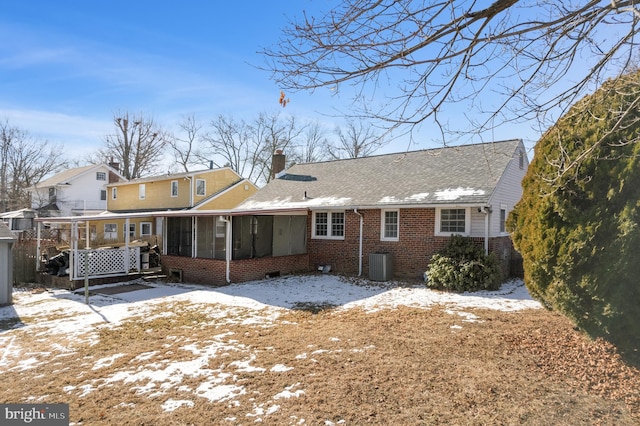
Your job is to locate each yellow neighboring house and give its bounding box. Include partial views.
[94,167,258,243]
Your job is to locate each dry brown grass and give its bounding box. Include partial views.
[1,300,638,425]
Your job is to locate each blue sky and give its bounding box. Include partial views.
[0,1,541,162]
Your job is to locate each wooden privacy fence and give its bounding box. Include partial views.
[12,241,37,285]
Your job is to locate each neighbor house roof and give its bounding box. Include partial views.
[33,163,125,188]
[237,139,524,211]
[107,167,239,187]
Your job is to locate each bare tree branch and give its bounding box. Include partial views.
[102,111,169,179]
[262,0,640,139]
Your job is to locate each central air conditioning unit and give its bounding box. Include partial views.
[369,253,394,281]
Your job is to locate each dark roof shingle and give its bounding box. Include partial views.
[238,139,522,210]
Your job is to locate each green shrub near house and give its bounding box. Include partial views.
[425,235,503,292]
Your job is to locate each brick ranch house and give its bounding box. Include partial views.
[159,139,529,284]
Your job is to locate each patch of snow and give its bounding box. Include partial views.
[92,353,125,370]
[196,383,245,402]
[161,399,194,412]
[434,187,485,201]
[270,364,293,372]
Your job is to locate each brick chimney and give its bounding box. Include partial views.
[108,157,122,183]
[271,150,286,180]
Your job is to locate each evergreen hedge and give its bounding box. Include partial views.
[508,70,640,357]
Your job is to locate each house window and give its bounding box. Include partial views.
[139,184,146,200]
[196,179,206,196]
[171,180,178,197]
[48,187,56,202]
[112,187,117,200]
[100,190,107,201]
[435,208,470,236]
[500,207,507,233]
[124,223,136,239]
[381,209,399,241]
[96,172,106,181]
[104,223,117,240]
[313,211,345,239]
[141,222,152,237]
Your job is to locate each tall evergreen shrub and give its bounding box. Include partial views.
[508,70,640,356]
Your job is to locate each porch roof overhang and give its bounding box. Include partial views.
[33,200,494,225]
[33,207,311,224]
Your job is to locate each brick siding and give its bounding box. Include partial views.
[161,254,310,286]
[308,209,517,280]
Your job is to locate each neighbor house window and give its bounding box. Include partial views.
[96,172,106,181]
[381,209,399,241]
[313,211,345,239]
[100,190,107,201]
[435,208,469,236]
[140,222,152,237]
[112,187,117,200]
[139,184,146,200]
[48,187,56,202]
[171,180,178,197]
[104,223,117,240]
[196,179,206,196]
[124,223,136,239]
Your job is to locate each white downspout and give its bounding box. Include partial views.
[185,176,193,207]
[220,215,232,284]
[481,206,490,255]
[354,209,363,276]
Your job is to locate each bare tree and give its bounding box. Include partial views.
[292,120,330,164]
[0,119,66,212]
[101,111,168,179]
[167,114,205,173]
[250,112,302,183]
[200,112,303,185]
[262,1,640,143]
[199,114,254,177]
[329,119,385,159]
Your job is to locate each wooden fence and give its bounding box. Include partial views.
[12,241,37,285]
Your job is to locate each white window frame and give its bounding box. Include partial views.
[499,204,508,235]
[96,171,106,181]
[124,223,136,239]
[171,180,178,197]
[380,209,399,241]
[312,210,345,240]
[112,187,117,200]
[140,222,152,237]
[435,207,471,236]
[139,183,146,200]
[196,179,206,196]
[100,190,107,201]
[104,223,118,240]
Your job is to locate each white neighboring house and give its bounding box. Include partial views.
[30,163,127,217]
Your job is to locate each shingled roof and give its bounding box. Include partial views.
[237,139,523,211]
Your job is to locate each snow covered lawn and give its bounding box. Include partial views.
[1,274,636,425]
